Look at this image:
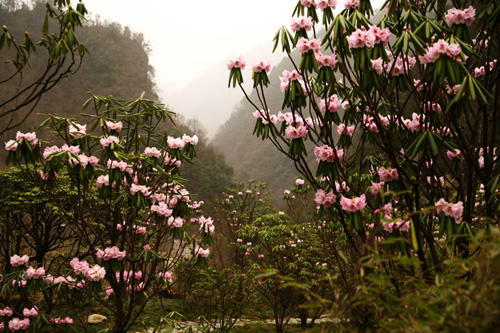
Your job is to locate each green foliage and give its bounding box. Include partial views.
[0,2,157,160]
[180,266,256,332]
[329,228,500,332]
[0,167,80,269]
[236,214,332,332]
[0,0,89,135]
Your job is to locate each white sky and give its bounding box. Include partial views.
[83,0,300,89]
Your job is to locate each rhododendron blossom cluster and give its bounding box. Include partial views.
[226,56,246,70]
[435,199,464,222]
[314,145,344,162]
[347,26,390,49]
[297,37,321,54]
[252,60,272,73]
[445,6,476,26]
[10,254,29,267]
[290,16,313,32]
[340,195,367,213]
[96,246,127,261]
[419,39,462,65]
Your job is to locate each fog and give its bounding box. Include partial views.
[81,0,298,136]
[82,0,385,138]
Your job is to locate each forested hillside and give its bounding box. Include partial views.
[0,1,232,206]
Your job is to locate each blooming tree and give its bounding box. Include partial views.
[229,0,500,321]
[3,93,213,332]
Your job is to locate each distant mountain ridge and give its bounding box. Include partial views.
[159,41,287,138]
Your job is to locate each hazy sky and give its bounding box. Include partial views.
[83,0,299,89]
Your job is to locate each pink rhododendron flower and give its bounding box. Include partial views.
[22,307,38,317]
[378,166,399,182]
[319,94,341,112]
[167,136,185,149]
[371,58,385,74]
[96,175,110,187]
[422,102,442,113]
[70,258,90,275]
[105,121,123,132]
[314,189,336,207]
[435,199,464,222]
[279,70,307,93]
[397,219,411,232]
[371,181,385,195]
[290,16,313,32]
[195,246,210,258]
[315,0,337,10]
[150,202,173,217]
[474,66,485,78]
[300,0,315,8]
[383,222,395,232]
[316,53,338,68]
[10,254,29,267]
[285,125,308,139]
[199,216,215,235]
[252,60,271,73]
[344,0,359,9]
[68,123,86,138]
[130,184,150,196]
[167,217,184,228]
[446,149,463,160]
[164,153,181,167]
[386,54,416,76]
[340,194,367,212]
[4,140,17,151]
[43,145,60,159]
[107,159,129,172]
[15,131,40,148]
[347,28,376,49]
[314,145,344,162]
[182,134,199,145]
[8,318,30,331]
[96,246,126,261]
[60,144,80,155]
[26,266,45,279]
[296,178,305,185]
[419,39,462,65]
[0,307,13,317]
[159,271,173,281]
[445,6,475,26]
[337,123,355,136]
[100,136,120,148]
[85,264,106,281]
[11,280,26,287]
[226,56,246,70]
[297,37,321,54]
[369,26,391,45]
[144,147,162,158]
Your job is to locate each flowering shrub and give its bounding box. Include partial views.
[236,214,331,332]
[231,0,500,328]
[2,94,213,331]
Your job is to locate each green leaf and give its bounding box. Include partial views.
[428,132,439,156]
[0,33,5,50]
[43,13,49,35]
[255,269,278,279]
